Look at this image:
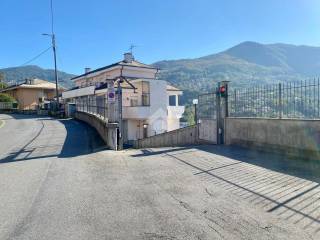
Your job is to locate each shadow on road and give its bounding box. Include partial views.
[131,145,320,233]
[0,114,106,164]
[132,145,320,183]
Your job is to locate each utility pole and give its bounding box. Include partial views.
[42,33,59,111]
[43,0,59,111]
[52,34,59,110]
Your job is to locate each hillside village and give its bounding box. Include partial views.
[2,41,320,125]
[1,1,320,239]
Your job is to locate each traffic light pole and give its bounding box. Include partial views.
[216,81,229,145]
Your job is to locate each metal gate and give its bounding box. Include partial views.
[197,81,229,144]
[197,92,218,144]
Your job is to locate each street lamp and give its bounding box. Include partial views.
[42,33,59,111]
[192,98,198,124]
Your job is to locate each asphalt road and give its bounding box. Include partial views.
[0,114,319,239]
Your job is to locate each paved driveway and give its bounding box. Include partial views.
[0,114,319,239]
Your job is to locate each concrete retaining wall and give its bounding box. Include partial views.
[225,117,320,159]
[133,125,199,149]
[75,111,118,150]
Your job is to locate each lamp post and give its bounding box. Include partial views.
[42,33,59,111]
[192,98,198,125]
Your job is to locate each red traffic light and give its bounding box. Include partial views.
[218,85,227,97]
[219,86,226,93]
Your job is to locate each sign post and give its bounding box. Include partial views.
[106,80,116,122]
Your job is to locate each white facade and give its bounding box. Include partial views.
[62,53,185,142]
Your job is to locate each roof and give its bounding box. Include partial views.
[166,84,181,91]
[0,79,62,92]
[71,60,158,81]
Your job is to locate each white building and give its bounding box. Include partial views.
[62,53,185,142]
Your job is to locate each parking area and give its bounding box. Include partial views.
[129,145,320,237]
[95,145,320,239]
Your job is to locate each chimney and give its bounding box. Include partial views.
[124,52,134,63]
[85,67,91,73]
[25,78,34,85]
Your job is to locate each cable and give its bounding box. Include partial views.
[20,46,52,66]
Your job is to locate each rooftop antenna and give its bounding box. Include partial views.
[128,44,137,55]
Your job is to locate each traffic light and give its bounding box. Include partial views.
[219,85,227,97]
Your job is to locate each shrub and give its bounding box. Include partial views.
[0,93,16,102]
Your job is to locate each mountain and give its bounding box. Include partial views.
[0,65,75,88]
[154,41,320,104]
[224,42,320,75]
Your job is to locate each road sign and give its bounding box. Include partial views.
[107,82,116,103]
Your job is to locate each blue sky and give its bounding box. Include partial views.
[0,0,319,74]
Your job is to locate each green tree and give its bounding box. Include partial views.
[0,93,16,102]
[181,105,195,126]
[0,82,7,89]
[0,72,7,89]
[0,72,5,82]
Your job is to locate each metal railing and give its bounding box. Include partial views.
[229,79,320,119]
[75,95,109,121]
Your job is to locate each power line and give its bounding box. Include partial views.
[20,46,52,66]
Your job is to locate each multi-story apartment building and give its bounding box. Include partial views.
[62,53,185,142]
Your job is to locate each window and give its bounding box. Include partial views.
[142,94,150,106]
[169,95,176,106]
[141,81,150,106]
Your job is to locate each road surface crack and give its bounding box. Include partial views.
[205,188,215,197]
[144,232,176,239]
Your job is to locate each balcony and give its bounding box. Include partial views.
[167,106,185,119]
[122,106,151,119]
[62,86,95,99]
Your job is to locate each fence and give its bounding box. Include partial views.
[75,95,109,121]
[228,79,320,119]
[0,102,18,110]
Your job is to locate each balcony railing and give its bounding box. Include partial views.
[167,105,185,118]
